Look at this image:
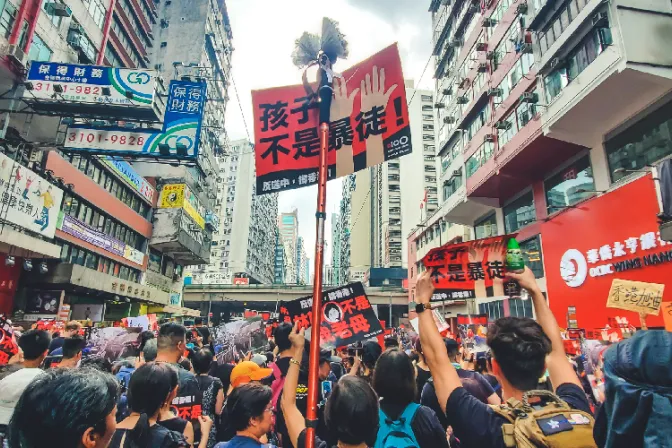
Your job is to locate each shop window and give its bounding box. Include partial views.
[509,298,533,317]
[520,236,544,278]
[475,213,497,239]
[606,100,672,183]
[60,243,71,261]
[149,249,162,272]
[545,155,595,211]
[479,300,505,320]
[84,252,98,270]
[504,191,535,233]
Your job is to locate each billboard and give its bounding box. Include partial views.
[252,43,411,195]
[0,152,63,238]
[100,157,155,203]
[158,184,205,229]
[62,80,206,160]
[24,62,164,121]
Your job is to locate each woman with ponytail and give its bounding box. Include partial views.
[110,362,212,448]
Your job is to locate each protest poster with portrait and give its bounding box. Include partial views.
[252,43,411,195]
[279,282,383,349]
[422,235,514,302]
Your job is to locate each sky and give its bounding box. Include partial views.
[224,0,433,267]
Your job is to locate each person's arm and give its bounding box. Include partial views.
[416,272,463,414]
[280,323,306,448]
[183,421,195,446]
[347,355,361,376]
[215,386,225,415]
[197,416,213,448]
[506,267,581,389]
[486,392,501,405]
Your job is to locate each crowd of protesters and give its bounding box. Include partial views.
[0,266,670,447]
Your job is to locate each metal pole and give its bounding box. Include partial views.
[305,122,329,448]
[388,292,392,328]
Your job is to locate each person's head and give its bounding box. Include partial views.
[362,341,382,371]
[141,339,158,363]
[192,348,214,375]
[251,353,268,368]
[372,349,415,406]
[444,338,460,363]
[319,351,335,381]
[325,376,379,446]
[157,322,187,361]
[384,336,399,349]
[18,329,51,364]
[7,368,118,448]
[194,317,204,326]
[62,336,86,361]
[487,317,552,392]
[230,361,273,388]
[274,323,293,353]
[225,383,273,437]
[65,321,82,337]
[325,303,341,322]
[138,330,155,353]
[127,362,178,418]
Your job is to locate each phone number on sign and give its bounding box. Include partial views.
[67,132,146,146]
[31,82,105,95]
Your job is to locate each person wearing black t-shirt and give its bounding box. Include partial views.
[413,338,431,403]
[280,324,379,448]
[415,268,592,448]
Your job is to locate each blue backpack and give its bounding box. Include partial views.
[375,403,420,448]
[115,366,135,391]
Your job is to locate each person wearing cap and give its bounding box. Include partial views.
[0,330,50,433]
[230,361,274,390]
[420,338,500,430]
[251,354,268,368]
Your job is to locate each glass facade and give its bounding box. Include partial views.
[503,191,535,233]
[545,155,595,211]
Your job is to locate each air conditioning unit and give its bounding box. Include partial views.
[6,44,26,67]
[450,38,463,47]
[456,96,469,104]
[44,2,73,17]
[516,2,528,15]
[442,87,453,95]
[550,57,561,69]
[452,169,462,177]
[477,62,489,73]
[443,116,457,124]
[476,42,488,52]
[495,120,512,130]
[520,92,539,103]
[482,18,497,28]
[487,88,502,97]
[434,102,445,109]
[484,134,496,143]
[69,23,84,33]
[459,77,470,89]
[592,11,608,27]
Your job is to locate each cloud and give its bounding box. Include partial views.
[225,1,433,276]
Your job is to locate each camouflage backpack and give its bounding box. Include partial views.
[490,390,597,448]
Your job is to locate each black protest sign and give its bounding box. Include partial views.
[279,282,383,349]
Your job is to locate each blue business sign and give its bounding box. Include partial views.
[62,80,207,160]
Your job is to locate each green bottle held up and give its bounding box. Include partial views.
[506,238,525,273]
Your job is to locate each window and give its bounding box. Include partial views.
[520,236,544,278]
[0,0,17,38]
[443,172,463,201]
[423,134,435,141]
[28,34,52,62]
[421,95,433,102]
[465,141,494,178]
[503,191,535,233]
[475,213,497,239]
[509,298,533,317]
[606,100,672,182]
[422,105,433,112]
[545,156,595,211]
[479,300,505,320]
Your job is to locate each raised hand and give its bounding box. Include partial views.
[331,77,359,122]
[360,66,398,113]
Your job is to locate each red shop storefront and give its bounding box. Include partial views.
[541,175,669,329]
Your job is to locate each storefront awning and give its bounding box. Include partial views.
[0,226,62,259]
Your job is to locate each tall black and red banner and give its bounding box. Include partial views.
[422,235,514,302]
[252,43,411,195]
[279,282,383,349]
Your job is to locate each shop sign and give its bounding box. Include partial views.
[542,175,668,328]
[59,214,125,257]
[101,157,155,202]
[25,63,157,107]
[123,246,145,265]
[170,292,181,306]
[25,290,63,317]
[0,152,64,238]
[144,270,172,293]
[190,271,232,285]
[159,184,205,229]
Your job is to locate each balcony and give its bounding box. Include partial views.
[150,208,211,265]
[539,1,672,147]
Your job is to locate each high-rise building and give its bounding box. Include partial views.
[295,236,309,285]
[273,228,285,284]
[411,0,672,327]
[339,175,354,283]
[331,213,342,285]
[192,139,278,284]
[347,80,440,274]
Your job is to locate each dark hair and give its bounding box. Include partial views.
[65,321,82,332]
[488,317,552,391]
[138,330,155,353]
[384,337,399,349]
[158,322,186,352]
[127,362,179,446]
[18,330,51,361]
[62,336,86,359]
[362,341,382,370]
[373,349,416,406]
[194,317,204,326]
[475,356,490,375]
[325,376,379,446]
[226,383,272,431]
[7,368,118,448]
[274,323,293,352]
[80,356,113,373]
[142,339,158,362]
[192,348,214,375]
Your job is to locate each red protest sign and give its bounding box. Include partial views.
[422,235,513,302]
[279,282,383,349]
[252,43,411,195]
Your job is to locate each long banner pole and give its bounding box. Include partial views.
[305,122,329,448]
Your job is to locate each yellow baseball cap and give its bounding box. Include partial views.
[230,361,273,388]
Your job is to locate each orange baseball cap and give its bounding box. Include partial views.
[230,361,273,388]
